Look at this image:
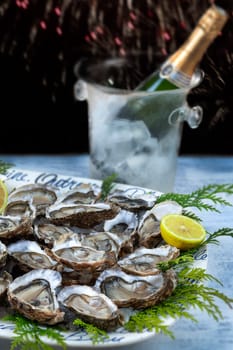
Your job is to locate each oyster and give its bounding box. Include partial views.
[104,210,138,256]
[34,223,75,247]
[8,184,57,215]
[0,241,7,268]
[118,245,180,276]
[58,285,122,330]
[48,235,116,275]
[56,183,99,205]
[7,269,64,325]
[46,202,119,228]
[4,199,36,219]
[0,271,12,298]
[95,268,177,309]
[0,215,32,241]
[108,190,157,211]
[80,231,121,257]
[7,240,58,271]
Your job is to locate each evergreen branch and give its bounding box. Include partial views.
[204,227,233,246]
[3,315,66,350]
[73,318,109,344]
[0,160,14,174]
[156,184,233,212]
[124,267,233,337]
[99,173,118,200]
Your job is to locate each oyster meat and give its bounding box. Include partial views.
[7,269,64,325]
[118,245,180,275]
[58,285,122,330]
[95,268,177,309]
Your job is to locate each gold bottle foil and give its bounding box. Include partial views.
[160,5,229,88]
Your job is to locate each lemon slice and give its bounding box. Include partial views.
[0,179,8,214]
[160,214,206,250]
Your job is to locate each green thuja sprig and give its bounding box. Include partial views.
[124,267,233,337]
[73,318,109,344]
[3,314,66,350]
[0,160,13,174]
[100,173,118,200]
[156,184,233,218]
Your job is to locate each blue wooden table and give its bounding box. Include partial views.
[0,154,233,350]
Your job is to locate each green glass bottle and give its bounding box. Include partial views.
[135,4,228,92]
[117,4,229,136]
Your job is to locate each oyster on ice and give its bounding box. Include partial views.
[4,199,36,219]
[7,269,64,325]
[95,268,177,309]
[58,285,122,330]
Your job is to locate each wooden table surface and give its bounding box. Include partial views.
[0,154,232,350]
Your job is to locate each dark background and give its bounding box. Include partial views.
[0,0,232,155]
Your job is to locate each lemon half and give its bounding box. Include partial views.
[160,214,206,250]
[0,179,8,214]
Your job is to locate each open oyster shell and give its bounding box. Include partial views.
[95,268,177,309]
[58,285,122,330]
[34,223,75,247]
[118,245,180,276]
[0,271,12,299]
[0,216,32,241]
[7,240,58,272]
[8,184,57,216]
[7,269,64,325]
[46,202,119,228]
[0,241,7,268]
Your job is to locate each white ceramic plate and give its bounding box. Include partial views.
[0,168,208,348]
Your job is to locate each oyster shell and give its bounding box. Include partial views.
[8,184,57,215]
[0,241,7,268]
[34,223,75,247]
[0,271,12,298]
[56,184,99,205]
[48,235,117,275]
[95,268,177,309]
[104,210,138,256]
[108,190,157,211]
[0,215,32,241]
[118,245,180,276]
[58,285,122,330]
[7,269,64,325]
[7,240,58,271]
[4,199,36,219]
[46,202,119,228]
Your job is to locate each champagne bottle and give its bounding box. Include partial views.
[117,4,229,136]
[135,4,229,92]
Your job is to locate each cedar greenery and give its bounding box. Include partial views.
[156,184,233,220]
[100,173,118,200]
[0,160,13,174]
[124,267,233,337]
[3,314,66,350]
[73,318,109,344]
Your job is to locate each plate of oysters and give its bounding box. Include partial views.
[0,168,207,348]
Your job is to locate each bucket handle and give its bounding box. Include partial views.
[168,103,203,129]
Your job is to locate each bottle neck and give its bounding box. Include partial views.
[160,5,229,88]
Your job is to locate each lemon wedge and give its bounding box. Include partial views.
[0,179,8,214]
[160,214,206,250]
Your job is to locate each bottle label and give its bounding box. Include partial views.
[160,64,191,89]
